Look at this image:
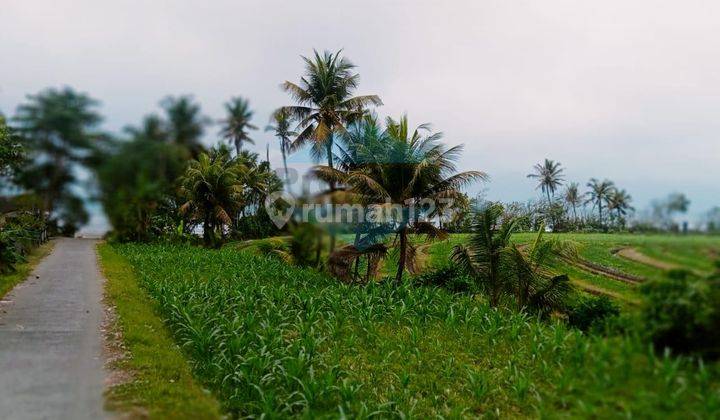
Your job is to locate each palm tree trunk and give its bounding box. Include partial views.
[282,142,289,185]
[203,214,212,247]
[314,234,322,267]
[353,256,360,281]
[366,255,372,283]
[395,226,408,283]
[326,141,335,191]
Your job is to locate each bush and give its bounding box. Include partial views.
[413,265,475,293]
[567,295,620,332]
[0,211,48,273]
[641,272,720,358]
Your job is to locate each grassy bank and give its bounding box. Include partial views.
[98,243,222,419]
[0,241,54,299]
[424,233,720,303]
[111,242,720,418]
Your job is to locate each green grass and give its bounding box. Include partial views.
[0,241,54,299]
[98,243,222,419]
[110,242,720,418]
[424,233,720,304]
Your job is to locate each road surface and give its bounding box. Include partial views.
[0,238,107,419]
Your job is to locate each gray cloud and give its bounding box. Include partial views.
[1,0,718,217]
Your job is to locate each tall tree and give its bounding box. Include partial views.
[160,95,208,157]
[179,147,246,247]
[527,158,565,205]
[585,178,615,223]
[12,87,102,233]
[96,121,188,242]
[666,192,690,215]
[564,182,582,221]
[219,97,257,156]
[0,116,23,179]
[265,108,296,185]
[123,114,167,143]
[313,115,485,282]
[607,188,634,222]
[281,50,382,187]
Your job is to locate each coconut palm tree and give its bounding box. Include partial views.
[527,159,565,205]
[160,95,208,158]
[585,178,615,223]
[564,182,582,221]
[451,203,516,306]
[179,147,246,247]
[123,114,167,143]
[504,228,574,315]
[265,108,296,184]
[313,115,486,282]
[608,189,634,224]
[220,97,257,156]
[281,50,382,185]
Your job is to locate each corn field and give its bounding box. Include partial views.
[114,243,720,418]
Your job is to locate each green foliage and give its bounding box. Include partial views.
[0,241,53,300]
[12,87,101,232]
[585,178,615,225]
[111,243,720,418]
[98,244,222,419]
[219,97,256,155]
[281,50,382,167]
[452,205,575,315]
[641,270,720,358]
[0,211,48,273]
[527,158,564,205]
[568,295,620,332]
[265,108,296,184]
[412,264,474,293]
[160,95,208,158]
[97,137,189,242]
[452,203,514,304]
[314,115,485,281]
[179,149,246,247]
[0,116,23,178]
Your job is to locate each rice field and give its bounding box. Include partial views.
[420,233,720,304]
[109,242,720,418]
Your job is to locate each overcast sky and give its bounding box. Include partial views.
[2,0,719,227]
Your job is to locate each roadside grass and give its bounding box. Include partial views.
[0,241,54,299]
[97,243,222,419]
[111,243,720,418]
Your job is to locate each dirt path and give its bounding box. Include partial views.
[0,238,107,419]
[613,247,677,270]
[565,257,645,284]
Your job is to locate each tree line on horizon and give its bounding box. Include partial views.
[0,49,714,251]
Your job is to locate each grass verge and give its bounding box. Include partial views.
[0,241,55,299]
[98,243,222,419]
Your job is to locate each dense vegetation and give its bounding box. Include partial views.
[2,47,719,418]
[110,243,720,418]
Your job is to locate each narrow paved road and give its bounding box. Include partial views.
[0,238,107,420]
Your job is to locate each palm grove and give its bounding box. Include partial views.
[0,50,707,315]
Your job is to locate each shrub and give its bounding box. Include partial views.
[641,272,720,358]
[567,295,620,332]
[413,265,475,293]
[0,211,47,273]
